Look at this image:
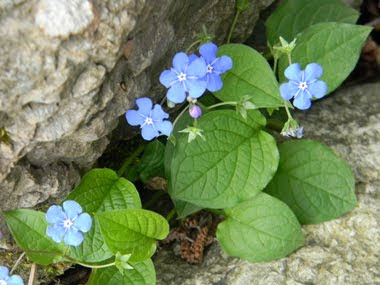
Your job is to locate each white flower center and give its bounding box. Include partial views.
[298,81,308,91]
[63,218,74,229]
[177,72,187,82]
[0,280,7,285]
[144,117,153,125]
[207,64,213,73]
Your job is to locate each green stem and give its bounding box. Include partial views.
[186,40,202,54]
[207,101,238,109]
[166,208,177,222]
[10,252,25,274]
[117,144,145,177]
[23,250,116,269]
[77,261,115,269]
[287,53,292,65]
[273,57,278,75]
[206,209,225,216]
[172,104,190,128]
[143,191,166,209]
[227,10,241,43]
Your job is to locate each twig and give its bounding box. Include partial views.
[28,263,37,285]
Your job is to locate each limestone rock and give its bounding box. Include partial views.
[154,82,380,284]
[0,0,274,211]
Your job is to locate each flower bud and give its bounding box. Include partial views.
[189,105,202,119]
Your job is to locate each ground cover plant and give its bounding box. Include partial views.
[1,0,372,284]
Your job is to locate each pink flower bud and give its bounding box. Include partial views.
[189,105,202,119]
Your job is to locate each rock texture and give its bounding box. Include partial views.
[155,82,380,284]
[0,0,275,211]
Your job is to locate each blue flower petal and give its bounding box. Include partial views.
[284,63,302,81]
[187,57,207,78]
[136,98,153,116]
[305,63,323,81]
[212,56,233,74]
[74,213,92,233]
[293,91,312,110]
[141,124,159,141]
[308,80,327,99]
[46,224,66,243]
[199,42,218,63]
[7,275,24,285]
[159,69,178,88]
[155,121,173,137]
[280,82,298,100]
[126,110,144,126]
[63,200,82,220]
[151,104,169,121]
[172,52,189,73]
[0,266,9,279]
[64,229,84,247]
[167,82,186,104]
[185,78,207,99]
[206,73,223,92]
[46,205,65,224]
[188,54,199,63]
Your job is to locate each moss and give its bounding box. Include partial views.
[0,246,69,284]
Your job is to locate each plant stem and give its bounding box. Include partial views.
[166,208,177,222]
[143,191,166,209]
[207,101,238,109]
[172,104,190,128]
[206,209,225,216]
[77,261,116,269]
[23,249,116,269]
[287,53,292,65]
[160,95,167,106]
[10,252,25,274]
[273,58,278,75]
[186,40,202,54]
[227,10,241,43]
[117,144,145,177]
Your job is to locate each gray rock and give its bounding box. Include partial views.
[0,0,274,211]
[155,82,380,284]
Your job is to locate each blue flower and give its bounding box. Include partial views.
[0,266,23,285]
[126,97,173,141]
[46,200,92,247]
[159,52,207,103]
[280,63,327,110]
[199,42,233,92]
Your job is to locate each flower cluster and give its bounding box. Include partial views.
[126,98,173,141]
[125,42,232,141]
[0,266,23,285]
[159,42,232,104]
[280,63,327,110]
[46,200,92,247]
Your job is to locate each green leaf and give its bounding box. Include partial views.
[163,112,203,218]
[266,0,359,45]
[278,22,372,93]
[87,259,156,285]
[66,168,142,263]
[137,140,165,183]
[213,44,285,108]
[169,110,279,209]
[216,193,304,262]
[265,140,357,224]
[173,200,202,219]
[4,209,65,265]
[96,209,169,262]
